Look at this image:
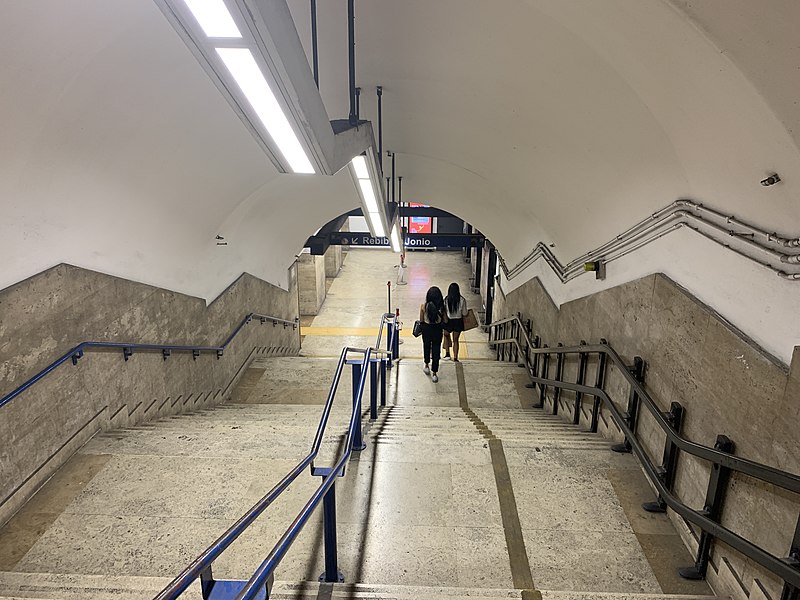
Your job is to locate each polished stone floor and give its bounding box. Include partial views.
[0,250,712,600]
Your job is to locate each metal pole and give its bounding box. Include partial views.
[320,482,344,582]
[310,0,319,88]
[387,281,391,314]
[398,176,403,204]
[377,86,383,171]
[380,359,387,406]
[391,152,396,204]
[351,363,366,450]
[347,0,357,126]
[370,360,378,420]
[355,86,361,120]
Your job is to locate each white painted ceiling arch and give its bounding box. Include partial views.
[1,0,799,359]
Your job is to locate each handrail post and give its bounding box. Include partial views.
[319,478,344,583]
[781,516,800,600]
[612,356,645,453]
[392,311,400,359]
[350,363,367,451]
[380,358,387,407]
[386,319,394,369]
[536,346,549,409]
[200,565,214,599]
[552,344,564,415]
[679,434,735,580]
[643,401,684,513]
[525,334,540,390]
[573,341,588,425]
[590,341,608,433]
[369,360,378,420]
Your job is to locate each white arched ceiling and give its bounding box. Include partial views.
[1,1,798,359]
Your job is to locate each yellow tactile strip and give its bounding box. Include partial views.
[300,327,483,358]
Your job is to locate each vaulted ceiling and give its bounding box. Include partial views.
[1,0,798,356]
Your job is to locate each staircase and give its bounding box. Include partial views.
[0,356,716,600]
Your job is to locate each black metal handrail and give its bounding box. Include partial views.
[0,313,298,411]
[489,315,800,590]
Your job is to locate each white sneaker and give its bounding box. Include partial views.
[432,374,439,383]
[423,365,430,375]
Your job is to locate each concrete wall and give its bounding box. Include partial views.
[0,264,300,527]
[297,253,326,316]
[495,273,800,600]
[324,244,343,278]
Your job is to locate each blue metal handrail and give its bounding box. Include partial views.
[234,346,380,600]
[154,315,396,599]
[0,313,298,410]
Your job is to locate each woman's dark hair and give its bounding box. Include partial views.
[446,282,461,314]
[425,286,444,323]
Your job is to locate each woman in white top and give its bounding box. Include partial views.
[442,282,468,362]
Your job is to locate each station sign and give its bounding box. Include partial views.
[329,233,484,248]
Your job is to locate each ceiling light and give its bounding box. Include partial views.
[358,178,379,213]
[182,0,242,38]
[369,213,386,238]
[216,48,315,174]
[351,155,369,179]
[390,223,402,253]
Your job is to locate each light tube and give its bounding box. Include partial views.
[183,0,242,38]
[351,155,369,179]
[368,212,386,238]
[358,178,379,214]
[390,223,402,253]
[216,48,315,174]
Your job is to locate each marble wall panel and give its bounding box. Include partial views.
[0,264,299,526]
[499,272,799,600]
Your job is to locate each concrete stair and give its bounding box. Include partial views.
[0,572,721,600]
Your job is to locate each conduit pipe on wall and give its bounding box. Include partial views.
[500,199,800,282]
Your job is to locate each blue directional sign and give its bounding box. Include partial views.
[328,233,484,248]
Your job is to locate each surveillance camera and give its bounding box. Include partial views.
[761,173,781,187]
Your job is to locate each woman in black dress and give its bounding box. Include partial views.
[442,283,468,362]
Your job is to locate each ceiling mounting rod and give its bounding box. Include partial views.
[347,0,358,126]
[398,176,403,205]
[377,86,383,172]
[391,151,396,204]
[310,0,319,88]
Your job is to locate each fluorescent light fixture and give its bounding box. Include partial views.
[369,213,386,238]
[217,48,315,174]
[182,0,242,38]
[351,155,370,179]
[358,178,379,213]
[390,223,402,253]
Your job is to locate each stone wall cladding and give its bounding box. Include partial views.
[498,272,800,600]
[297,254,326,315]
[0,264,300,526]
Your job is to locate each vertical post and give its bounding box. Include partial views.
[376,86,383,171]
[611,357,645,453]
[387,281,391,315]
[200,566,214,599]
[679,435,735,580]
[350,363,366,451]
[590,340,608,433]
[355,86,361,120]
[537,346,550,409]
[643,401,684,513]
[319,480,344,583]
[526,334,540,390]
[399,176,403,204]
[780,516,800,600]
[369,360,378,420]
[393,309,400,359]
[310,0,319,88]
[552,344,564,415]
[347,0,357,126]
[573,341,588,425]
[380,358,387,406]
[391,152,396,204]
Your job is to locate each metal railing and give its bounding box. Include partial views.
[489,315,800,593]
[155,315,398,599]
[0,313,299,411]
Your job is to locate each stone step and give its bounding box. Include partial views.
[0,573,719,600]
